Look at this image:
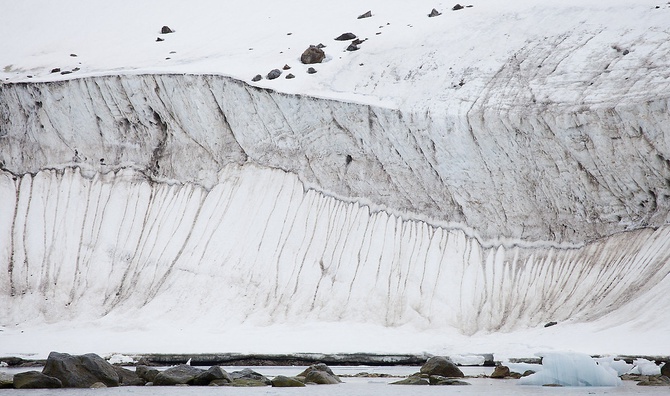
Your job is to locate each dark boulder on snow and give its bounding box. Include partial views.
[300,46,325,64]
[156,37,164,42]
[285,73,295,79]
[420,356,464,378]
[452,4,464,10]
[12,371,62,389]
[298,363,341,384]
[50,68,61,73]
[153,364,206,386]
[346,43,359,51]
[160,26,174,34]
[251,74,262,82]
[358,11,372,19]
[335,32,357,41]
[43,352,119,388]
[283,64,291,70]
[267,69,282,80]
[307,67,317,74]
[428,8,442,17]
[544,321,558,327]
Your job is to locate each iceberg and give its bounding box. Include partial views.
[518,352,621,387]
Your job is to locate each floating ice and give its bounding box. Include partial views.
[518,352,622,387]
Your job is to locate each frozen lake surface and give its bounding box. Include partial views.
[0,366,660,395]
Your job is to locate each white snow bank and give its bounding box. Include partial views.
[518,352,621,387]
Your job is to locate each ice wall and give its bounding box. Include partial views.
[2,165,670,335]
[2,74,670,245]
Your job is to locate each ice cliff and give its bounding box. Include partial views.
[1,0,670,356]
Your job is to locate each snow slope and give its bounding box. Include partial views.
[1,0,670,358]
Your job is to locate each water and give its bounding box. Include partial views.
[1,366,659,395]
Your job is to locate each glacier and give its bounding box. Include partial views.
[1,0,670,358]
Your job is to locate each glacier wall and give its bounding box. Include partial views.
[2,165,670,336]
[2,74,670,245]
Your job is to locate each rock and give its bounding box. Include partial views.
[316,43,326,48]
[307,67,317,74]
[452,4,464,10]
[271,375,306,387]
[544,321,558,327]
[230,368,271,385]
[298,363,341,384]
[346,44,359,51]
[352,38,364,45]
[60,70,72,75]
[161,26,174,34]
[113,366,146,386]
[153,364,205,386]
[229,378,269,387]
[50,68,61,73]
[300,46,325,64]
[13,371,62,389]
[135,365,159,382]
[420,356,464,378]
[191,366,232,386]
[661,362,669,377]
[251,74,262,82]
[490,365,510,378]
[637,375,670,386]
[282,64,291,70]
[0,372,13,389]
[285,74,295,79]
[522,370,536,377]
[156,37,164,42]
[335,32,357,41]
[357,11,372,19]
[390,376,429,385]
[267,69,282,80]
[429,375,471,385]
[43,352,120,388]
[90,382,107,388]
[428,8,442,17]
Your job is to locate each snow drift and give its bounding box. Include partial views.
[1,0,670,357]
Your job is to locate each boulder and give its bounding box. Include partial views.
[271,375,306,387]
[358,11,372,19]
[298,363,341,384]
[346,44,360,51]
[282,64,291,70]
[428,8,441,17]
[307,67,317,74]
[267,69,282,80]
[13,371,62,389]
[335,32,357,41]
[161,26,174,34]
[90,382,107,388]
[0,372,13,389]
[230,368,271,385]
[390,376,429,385]
[251,74,262,82]
[113,366,145,386]
[429,375,471,385]
[661,362,670,377]
[153,364,205,386]
[43,352,119,388]
[135,365,159,382]
[490,365,510,378]
[452,4,464,10]
[420,356,464,378]
[191,366,232,386]
[300,46,325,64]
[285,73,295,79]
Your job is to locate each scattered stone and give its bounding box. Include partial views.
[390,376,429,385]
[271,375,306,387]
[13,371,62,389]
[452,4,464,10]
[544,321,558,327]
[43,352,119,388]
[335,32,357,41]
[358,10,372,19]
[287,32,292,35]
[153,365,206,386]
[50,68,61,73]
[191,366,232,386]
[283,64,291,70]
[70,53,77,57]
[428,8,442,17]
[346,44,359,51]
[429,375,471,385]
[161,26,174,34]
[420,356,464,378]
[467,4,474,7]
[135,365,159,383]
[352,38,364,45]
[623,49,630,55]
[301,46,325,64]
[307,67,317,74]
[316,43,326,48]
[60,70,72,75]
[298,363,342,384]
[490,365,511,378]
[156,37,164,42]
[285,73,295,79]
[251,74,262,82]
[267,69,282,80]
[113,366,145,386]
[72,67,80,72]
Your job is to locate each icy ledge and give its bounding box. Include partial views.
[2,74,670,245]
[2,165,670,338]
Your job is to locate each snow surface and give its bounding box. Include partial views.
[1,0,670,359]
[518,352,621,387]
